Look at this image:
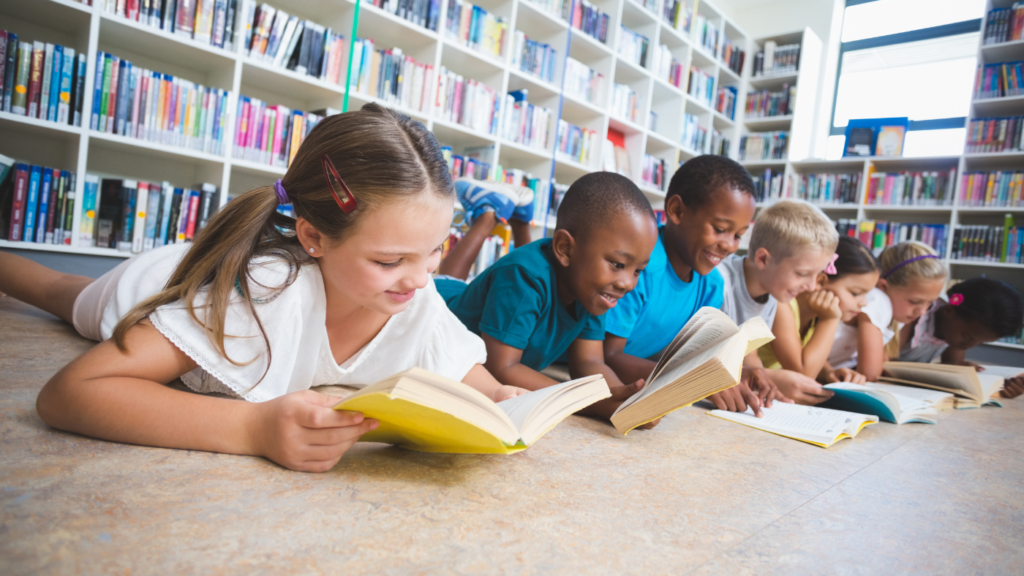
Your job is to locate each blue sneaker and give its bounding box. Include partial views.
[511,199,536,224]
[454,179,516,223]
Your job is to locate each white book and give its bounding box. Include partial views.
[131,182,149,254]
[824,382,938,424]
[39,43,55,121]
[272,15,300,67]
[709,402,879,448]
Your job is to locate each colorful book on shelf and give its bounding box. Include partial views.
[511,32,557,83]
[0,29,85,126]
[880,362,1005,409]
[369,0,441,32]
[708,402,878,448]
[445,1,506,59]
[568,0,609,44]
[966,116,1023,153]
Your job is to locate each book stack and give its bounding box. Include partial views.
[960,170,1024,207]
[240,4,345,84]
[687,66,715,107]
[79,177,219,252]
[739,132,788,161]
[611,83,640,123]
[351,42,434,114]
[682,113,706,152]
[720,36,745,76]
[655,45,684,88]
[501,90,551,151]
[97,0,236,50]
[866,170,957,206]
[232,96,324,167]
[745,85,795,117]
[368,0,442,32]
[966,115,1023,152]
[555,120,598,166]
[567,0,610,44]
[750,168,783,202]
[445,1,507,60]
[715,86,736,119]
[710,129,730,157]
[617,26,650,68]
[90,52,230,155]
[662,0,693,36]
[857,220,949,257]
[564,57,603,104]
[973,61,1024,99]
[0,158,76,245]
[790,172,860,205]
[983,4,1024,45]
[753,41,800,77]
[511,33,557,84]
[952,224,1021,264]
[435,68,499,135]
[641,154,666,190]
[0,31,87,127]
[694,12,719,55]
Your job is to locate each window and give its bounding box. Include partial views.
[826,0,984,159]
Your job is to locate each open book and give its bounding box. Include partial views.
[864,382,955,411]
[979,364,1024,380]
[708,402,878,448]
[610,307,775,434]
[824,382,937,424]
[880,362,1004,409]
[329,368,611,454]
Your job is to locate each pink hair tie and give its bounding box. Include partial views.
[949,293,964,306]
[824,253,839,275]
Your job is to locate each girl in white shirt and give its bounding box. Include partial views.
[1,104,524,472]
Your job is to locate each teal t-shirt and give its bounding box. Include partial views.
[604,227,725,359]
[438,239,605,371]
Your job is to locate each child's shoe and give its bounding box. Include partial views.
[454,178,517,223]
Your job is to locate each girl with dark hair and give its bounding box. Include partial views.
[0,104,526,472]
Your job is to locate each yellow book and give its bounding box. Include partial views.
[610,306,775,434]
[708,402,878,448]
[986,173,996,205]
[328,368,610,454]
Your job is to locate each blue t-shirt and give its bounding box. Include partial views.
[604,228,725,359]
[439,239,605,371]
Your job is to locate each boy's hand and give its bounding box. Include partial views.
[826,367,867,385]
[580,379,661,429]
[708,384,760,416]
[772,370,834,405]
[247,390,379,473]
[807,289,842,321]
[493,385,529,402]
[1002,376,1024,399]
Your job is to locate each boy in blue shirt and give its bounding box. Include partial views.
[438,172,660,424]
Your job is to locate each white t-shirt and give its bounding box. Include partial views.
[828,288,895,369]
[897,297,948,363]
[717,254,778,327]
[100,243,487,402]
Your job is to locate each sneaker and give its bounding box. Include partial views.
[511,199,536,224]
[454,178,517,223]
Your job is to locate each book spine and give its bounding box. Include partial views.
[7,164,29,241]
[79,174,99,246]
[184,189,200,240]
[10,41,30,115]
[132,181,149,253]
[144,182,162,250]
[26,42,44,118]
[39,43,54,121]
[23,166,41,243]
[2,32,17,113]
[35,168,52,243]
[117,179,137,251]
[57,47,74,124]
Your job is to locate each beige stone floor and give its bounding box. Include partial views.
[1,297,1022,575]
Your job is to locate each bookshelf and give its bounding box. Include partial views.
[1,0,763,260]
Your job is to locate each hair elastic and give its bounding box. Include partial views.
[824,253,839,275]
[883,254,940,279]
[274,179,290,205]
[949,293,964,306]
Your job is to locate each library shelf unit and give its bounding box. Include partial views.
[1,0,766,260]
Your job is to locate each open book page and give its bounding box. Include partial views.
[708,402,878,447]
[498,375,610,445]
[980,365,1024,379]
[882,362,982,400]
[865,382,954,408]
[825,383,936,424]
[497,376,600,430]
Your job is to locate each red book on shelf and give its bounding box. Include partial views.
[606,127,625,149]
[7,164,29,241]
[184,190,200,240]
[26,42,44,118]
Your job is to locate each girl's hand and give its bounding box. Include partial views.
[807,289,842,321]
[247,390,379,472]
[493,385,529,402]
[827,367,868,385]
[1002,377,1024,399]
[772,369,834,405]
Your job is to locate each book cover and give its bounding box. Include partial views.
[23,165,42,243]
[7,163,29,241]
[57,47,74,124]
[875,125,906,157]
[34,167,54,243]
[47,45,63,122]
[184,189,200,239]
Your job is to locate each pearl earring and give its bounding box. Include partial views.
[309,247,315,254]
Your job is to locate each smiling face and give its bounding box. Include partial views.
[553,210,659,316]
[881,278,946,324]
[824,271,882,322]
[663,185,755,277]
[300,191,453,316]
[754,245,835,304]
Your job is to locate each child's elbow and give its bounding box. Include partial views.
[36,376,68,429]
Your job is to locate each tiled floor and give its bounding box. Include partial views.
[1,297,1022,575]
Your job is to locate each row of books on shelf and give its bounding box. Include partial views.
[739,132,788,161]
[368,0,442,32]
[973,61,1024,100]
[715,86,736,119]
[511,33,557,84]
[617,26,649,68]
[564,57,603,104]
[952,223,1024,264]
[567,0,610,45]
[241,2,345,84]
[790,172,860,205]
[983,4,1024,45]
[753,41,799,77]
[837,219,949,258]
[661,1,692,35]
[498,168,552,225]
[445,1,507,60]
[750,168,782,203]
[682,113,706,153]
[555,120,598,166]
[966,116,1023,153]
[90,52,230,155]
[865,169,957,207]
[443,145,496,181]
[687,66,715,108]
[97,0,236,50]
[720,37,745,76]
[655,45,684,89]
[0,32,87,127]
[352,43,433,114]
[611,83,640,124]
[468,229,511,279]
[0,159,76,245]
[961,170,1024,207]
[640,154,666,191]
[436,69,499,135]
[693,13,719,56]
[500,91,551,151]
[232,96,323,167]
[709,130,730,158]
[745,85,795,118]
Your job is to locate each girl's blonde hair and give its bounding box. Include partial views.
[878,241,949,357]
[112,104,454,376]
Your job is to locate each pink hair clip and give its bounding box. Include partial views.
[824,253,839,275]
[949,293,964,306]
